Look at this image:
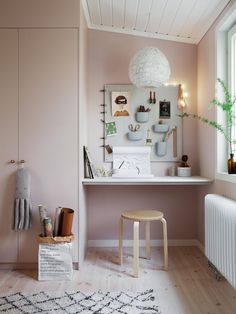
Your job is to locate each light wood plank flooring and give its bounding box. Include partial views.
[0,246,236,314]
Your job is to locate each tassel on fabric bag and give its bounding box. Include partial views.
[13,168,32,230]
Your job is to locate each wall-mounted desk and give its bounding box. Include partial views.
[82,176,213,186]
[80,175,213,267]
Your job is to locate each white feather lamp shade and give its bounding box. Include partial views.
[129,47,171,88]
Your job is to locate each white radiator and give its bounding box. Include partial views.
[205,194,236,289]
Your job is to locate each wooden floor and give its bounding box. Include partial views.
[0,246,236,314]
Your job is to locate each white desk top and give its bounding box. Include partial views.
[82,176,213,186]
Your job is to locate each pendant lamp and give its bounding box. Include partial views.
[129,47,171,88]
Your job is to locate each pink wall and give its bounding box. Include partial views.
[87,186,198,240]
[197,0,236,245]
[78,2,88,265]
[0,0,80,28]
[87,30,199,241]
[88,30,198,176]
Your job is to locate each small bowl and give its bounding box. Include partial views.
[127,131,144,141]
[177,167,191,177]
[153,124,169,133]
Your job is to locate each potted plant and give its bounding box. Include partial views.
[179,78,236,174]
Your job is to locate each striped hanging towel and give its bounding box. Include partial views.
[13,168,32,230]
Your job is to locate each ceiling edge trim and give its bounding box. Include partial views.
[88,24,198,45]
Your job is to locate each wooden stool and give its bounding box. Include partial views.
[118,210,168,277]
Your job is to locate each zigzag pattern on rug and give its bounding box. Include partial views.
[0,289,161,313]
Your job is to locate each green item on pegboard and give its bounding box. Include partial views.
[105,121,117,136]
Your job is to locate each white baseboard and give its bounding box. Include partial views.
[195,240,205,253]
[88,239,204,248]
[0,262,79,270]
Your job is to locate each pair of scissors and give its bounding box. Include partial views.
[128,124,140,132]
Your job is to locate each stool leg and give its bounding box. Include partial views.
[118,217,123,265]
[133,221,139,277]
[145,221,151,260]
[161,217,168,270]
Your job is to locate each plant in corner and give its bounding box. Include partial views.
[179,78,236,174]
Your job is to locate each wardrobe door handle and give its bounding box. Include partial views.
[10,160,15,164]
[20,160,25,164]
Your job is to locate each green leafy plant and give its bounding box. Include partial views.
[179,78,236,154]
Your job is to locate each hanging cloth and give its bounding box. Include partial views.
[13,168,32,230]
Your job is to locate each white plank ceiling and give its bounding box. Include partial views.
[82,0,230,44]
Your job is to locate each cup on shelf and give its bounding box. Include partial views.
[177,167,191,177]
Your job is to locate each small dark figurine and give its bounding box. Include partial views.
[180,155,189,167]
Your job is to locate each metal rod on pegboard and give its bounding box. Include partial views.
[100,88,106,160]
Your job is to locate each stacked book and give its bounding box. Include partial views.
[83,146,96,179]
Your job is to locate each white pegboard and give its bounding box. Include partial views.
[104,84,182,162]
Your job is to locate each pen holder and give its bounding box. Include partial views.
[156,141,167,156]
[136,112,149,123]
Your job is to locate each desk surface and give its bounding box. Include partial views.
[82,176,213,186]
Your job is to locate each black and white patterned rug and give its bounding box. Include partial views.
[0,289,161,313]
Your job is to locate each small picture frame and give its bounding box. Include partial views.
[159,100,171,119]
[111,91,131,116]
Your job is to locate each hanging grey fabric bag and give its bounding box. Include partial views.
[13,168,32,230]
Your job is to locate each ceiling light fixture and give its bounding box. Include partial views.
[128,46,171,89]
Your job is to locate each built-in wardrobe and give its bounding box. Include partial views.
[0,28,79,265]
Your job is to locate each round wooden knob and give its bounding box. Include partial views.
[10,160,15,164]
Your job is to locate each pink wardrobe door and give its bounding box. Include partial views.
[18,29,78,263]
[0,29,18,263]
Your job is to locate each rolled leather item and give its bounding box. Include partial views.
[61,208,74,236]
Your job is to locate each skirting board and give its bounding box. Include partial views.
[0,262,79,271]
[88,239,205,252]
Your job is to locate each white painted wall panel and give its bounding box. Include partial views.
[112,0,125,28]
[100,0,112,26]
[190,0,227,40]
[145,0,166,33]
[134,0,153,31]
[87,0,102,25]
[83,0,230,44]
[158,0,182,35]
[168,0,196,37]
[180,0,211,38]
[124,0,139,29]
